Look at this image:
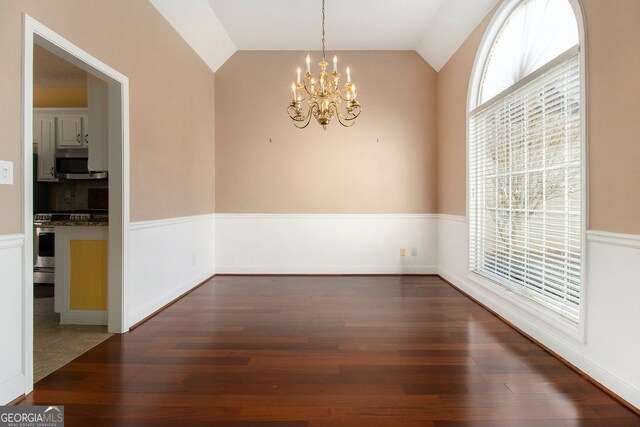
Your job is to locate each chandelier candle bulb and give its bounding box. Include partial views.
[297,67,301,83]
[291,83,296,100]
[333,56,337,73]
[306,55,311,73]
[346,66,351,82]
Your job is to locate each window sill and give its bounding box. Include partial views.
[466,271,586,343]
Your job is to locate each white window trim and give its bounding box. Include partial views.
[466,0,589,343]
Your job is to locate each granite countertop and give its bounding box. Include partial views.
[48,221,109,227]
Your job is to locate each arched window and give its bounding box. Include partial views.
[468,0,585,331]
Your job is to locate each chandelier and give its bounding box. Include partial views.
[287,0,361,129]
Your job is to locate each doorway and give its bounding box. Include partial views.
[22,15,130,392]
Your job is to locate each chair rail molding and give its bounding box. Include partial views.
[586,230,640,250]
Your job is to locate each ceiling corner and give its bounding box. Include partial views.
[416,0,499,72]
[149,0,237,73]
[414,46,441,73]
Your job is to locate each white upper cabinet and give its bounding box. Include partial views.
[34,115,57,181]
[33,104,109,179]
[34,108,88,181]
[57,116,85,147]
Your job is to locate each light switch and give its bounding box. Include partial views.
[0,160,13,185]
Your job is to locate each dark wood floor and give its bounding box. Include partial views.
[23,275,639,426]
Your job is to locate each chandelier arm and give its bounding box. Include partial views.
[335,101,361,119]
[296,103,318,129]
[332,102,361,127]
[346,106,362,121]
[302,78,316,97]
[287,103,315,129]
[336,113,357,127]
[293,115,312,129]
[337,92,352,102]
[286,104,305,121]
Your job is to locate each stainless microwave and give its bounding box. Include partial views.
[55,148,108,180]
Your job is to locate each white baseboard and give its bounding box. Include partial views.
[216,265,438,275]
[215,214,439,275]
[0,374,25,406]
[437,214,640,410]
[60,310,108,325]
[128,270,214,327]
[128,214,216,328]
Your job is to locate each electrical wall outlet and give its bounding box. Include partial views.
[411,248,418,257]
[400,248,406,257]
[0,160,13,185]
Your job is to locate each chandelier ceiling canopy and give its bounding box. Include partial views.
[287,0,361,130]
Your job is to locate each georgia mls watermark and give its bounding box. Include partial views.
[0,406,63,427]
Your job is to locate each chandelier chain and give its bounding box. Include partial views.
[321,0,326,61]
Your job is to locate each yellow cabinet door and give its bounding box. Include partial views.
[70,240,108,311]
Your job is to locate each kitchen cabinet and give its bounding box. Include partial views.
[70,240,108,311]
[55,225,108,325]
[33,105,109,177]
[57,115,88,147]
[34,115,58,181]
[34,108,100,181]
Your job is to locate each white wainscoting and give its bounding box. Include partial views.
[128,214,215,328]
[215,214,438,275]
[0,234,26,405]
[437,214,640,410]
[5,213,638,409]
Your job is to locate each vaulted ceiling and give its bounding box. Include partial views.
[149,0,497,72]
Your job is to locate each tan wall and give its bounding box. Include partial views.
[34,88,87,108]
[215,51,437,214]
[436,0,640,234]
[0,0,215,235]
[436,11,492,217]
[583,0,640,234]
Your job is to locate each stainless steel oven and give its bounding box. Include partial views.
[34,225,55,284]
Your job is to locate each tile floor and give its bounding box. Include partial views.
[34,293,112,382]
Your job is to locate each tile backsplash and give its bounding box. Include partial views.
[55,180,108,211]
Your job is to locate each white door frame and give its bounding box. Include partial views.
[22,15,130,392]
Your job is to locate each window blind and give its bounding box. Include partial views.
[469,49,582,323]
